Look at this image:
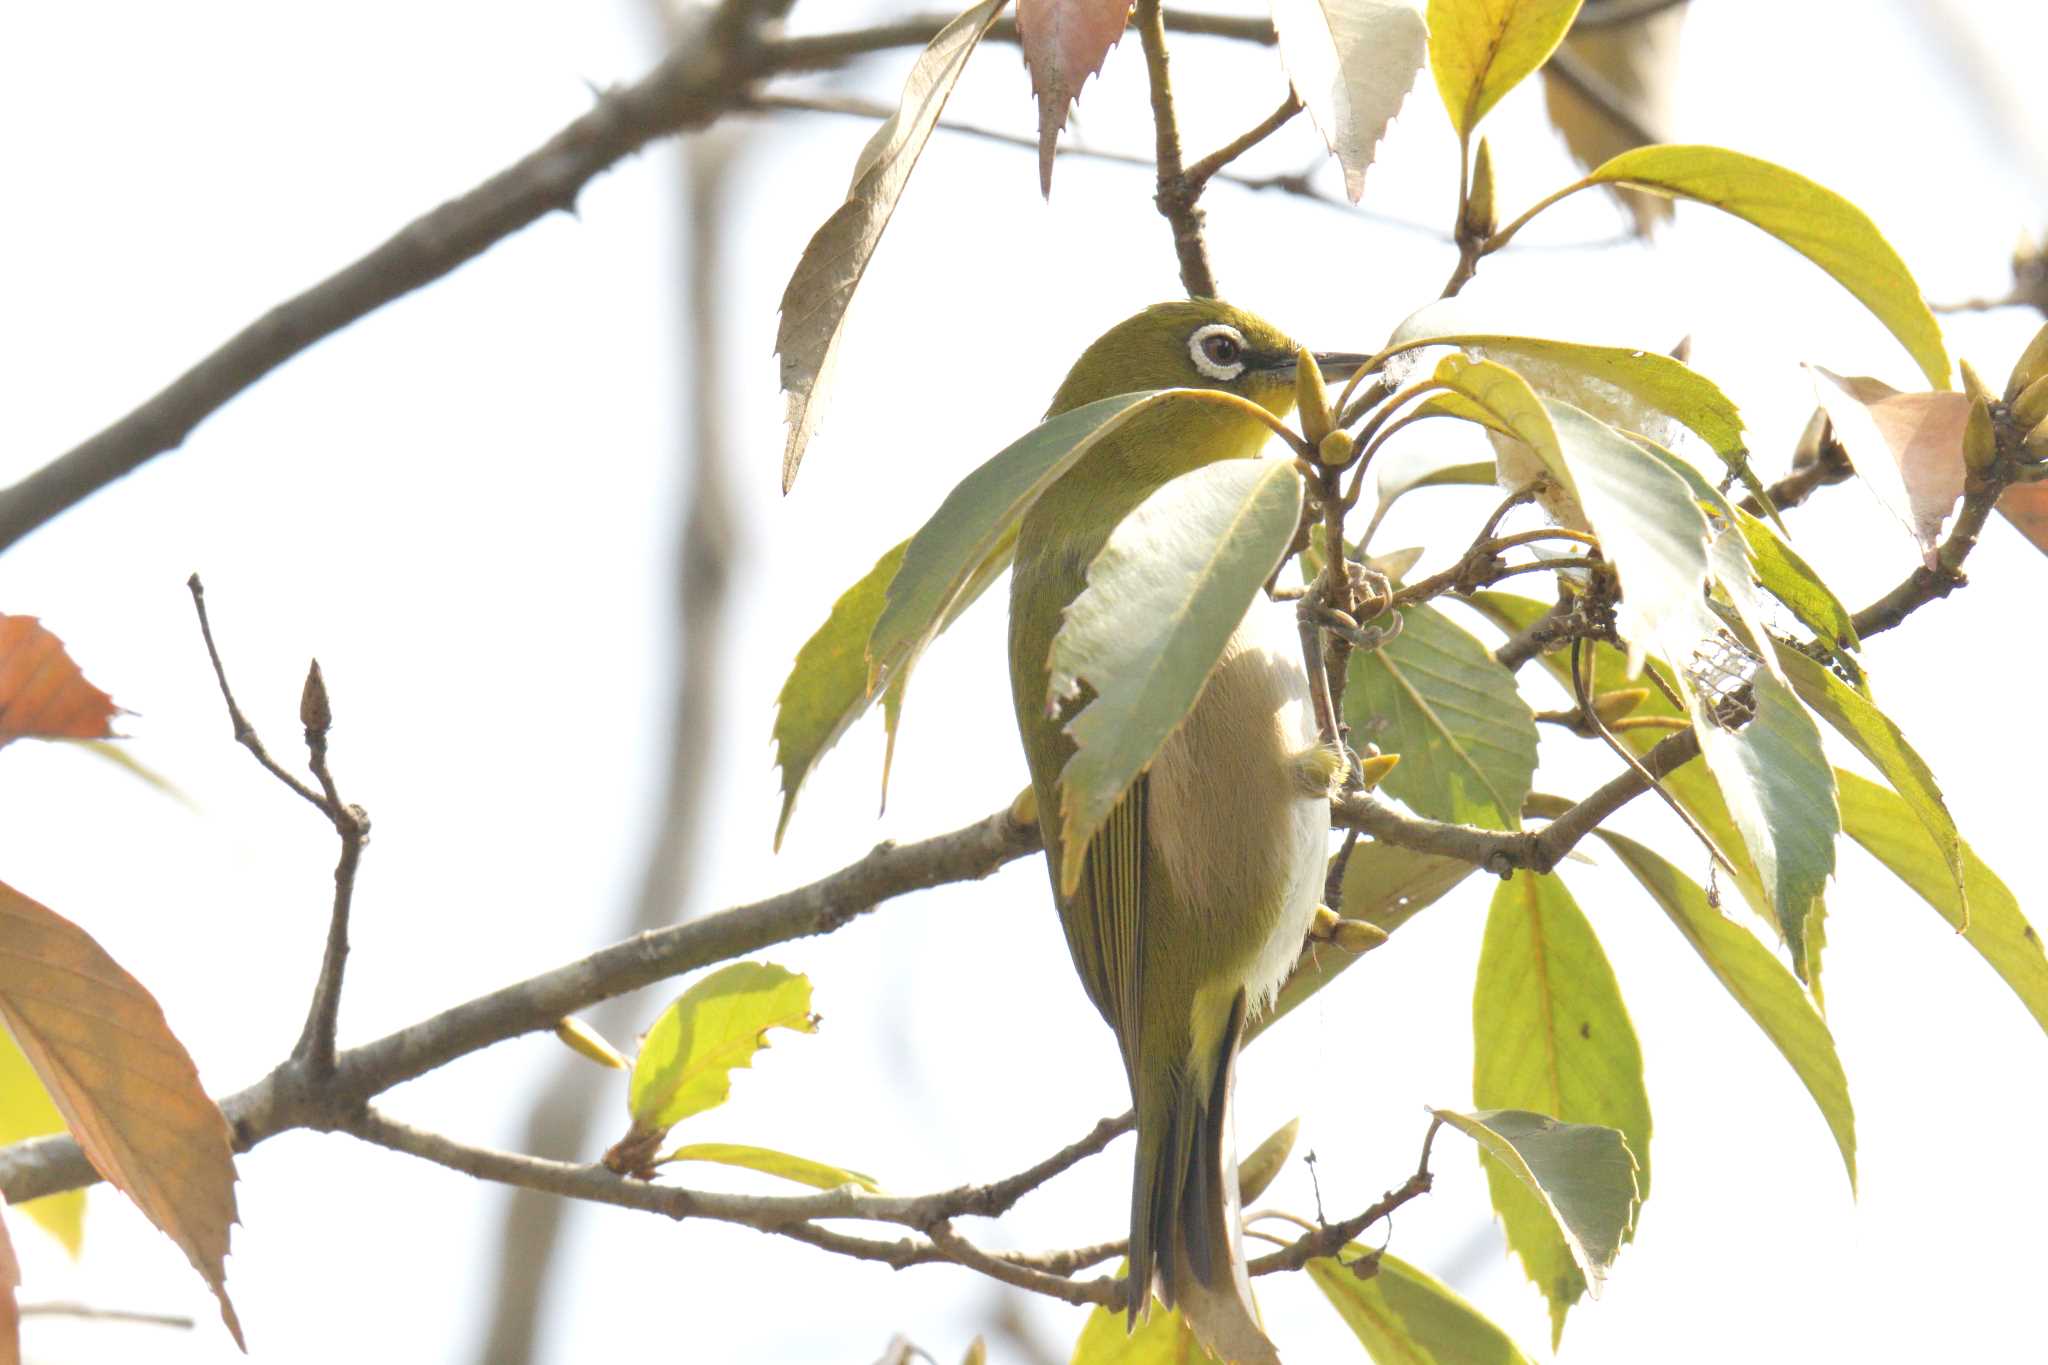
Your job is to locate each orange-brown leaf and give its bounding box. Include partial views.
[1808,368,1968,566]
[0,617,118,746]
[0,882,242,1347]
[1018,0,1130,195]
[1998,481,2048,558]
[0,1203,18,1365]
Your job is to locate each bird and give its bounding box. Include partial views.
[1006,299,1365,1365]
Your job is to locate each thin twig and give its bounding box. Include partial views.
[1185,95,1304,190]
[18,1302,195,1329]
[1247,1116,1442,1274]
[1134,0,1215,296]
[186,575,328,813]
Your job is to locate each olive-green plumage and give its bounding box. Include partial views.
[1007,301,1357,1365]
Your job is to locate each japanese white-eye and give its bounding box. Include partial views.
[1007,300,1365,1365]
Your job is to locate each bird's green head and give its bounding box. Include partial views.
[1046,299,1365,419]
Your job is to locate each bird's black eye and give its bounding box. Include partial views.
[1188,323,1249,380]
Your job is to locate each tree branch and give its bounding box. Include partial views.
[1134,0,1216,296]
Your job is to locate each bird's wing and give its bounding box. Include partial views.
[1066,775,1149,1076]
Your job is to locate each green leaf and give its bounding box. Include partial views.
[1343,600,1537,830]
[0,1027,84,1255]
[1069,1264,1223,1363]
[655,1142,880,1193]
[1309,1247,1536,1365]
[1597,830,1856,1188]
[871,389,1261,704]
[1431,1107,1641,1296]
[1774,644,1962,917]
[775,0,1010,489]
[1736,509,1862,673]
[1426,0,1585,139]
[1471,872,1649,1343]
[627,963,817,1133]
[1585,146,1951,390]
[1838,771,2048,1036]
[1046,458,1305,895]
[1237,1117,1300,1205]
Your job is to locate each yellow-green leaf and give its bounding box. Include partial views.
[1737,509,1862,673]
[0,1029,83,1255]
[656,1142,879,1193]
[1838,771,2048,1036]
[627,962,817,1132]
[1471,872,1648,1344]
[1587,146,1950,390]
[1428,0,1586,139]
[1597,830,1855,1188]
[1309,1247,1536,1364]
[1237,1117,1300,1205]
[1069,1263,1223,1363]
[1047,459,1304,895]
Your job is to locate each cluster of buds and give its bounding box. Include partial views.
[1966,321,2048,477]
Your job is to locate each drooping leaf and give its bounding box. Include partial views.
[1047,459,1304,894]
[1470,872,1648,1343]
[1598,830,1856,1187]
[1432,1106,1640,1300]
[1309,1247,1536,1365]
[0,1030,84,1254]
[0,617,119,746]
[775,0,1009,490]
[772,534,1012,847]
[870,389,1263,703]
[1018,0,1130,194]
[1271,0,1429,201]
[1586,147,1951,390]
[1237,1117,1300,1205]
[1343,600,1537,830]
[0,881,241,1346]
[1426,0,1585,139]
[1807,369,1967,566]
[1774,644,1962,916]
[1540,3,1685,235]
[1069,1262,1224,1363]
[1735,509,1862,669]
[656,1142,880,1193]
[1996,481,2048,559]
[625,962,817,1134]
[1838,771,2048,1036]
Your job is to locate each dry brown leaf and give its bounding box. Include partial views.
[0,1204,17,1365]
[0,882,242,1347]
[1808,367,1968,566]
[1997,481,2048,558]
[776,0,1010,492]
[0,617,118,746]
[1019,0,1129,195]
[1542,5,1687,236]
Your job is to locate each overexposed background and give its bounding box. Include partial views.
[1,2,2043,1361]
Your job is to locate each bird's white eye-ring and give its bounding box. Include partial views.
[1188,323,1248,381]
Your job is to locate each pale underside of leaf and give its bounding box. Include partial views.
[1271,0,1428,200]
[1019,0,1130,194]
[776,0,1009,490]
[1808,367,1967,566]
[1587,146,1951,391]
[1047,458,1304,893]
[0,882,241,1347]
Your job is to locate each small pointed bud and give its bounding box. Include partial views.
[2006,321,2048,402]
[1236,1116,1300,1204]
[1963,397,1998,472]
[1317,430,1355,467]
[1463,137,1497,242]
[961,1338,989,1365]
[1331,918,1390,953]
[1295,346,1334,445]
[1356,752,1401,789]
[300,659,331,737]
[2026,414,2048,462]
[554,1017,630,1069]
[1591,687,1649,725]
[2011,373,2048,429]
[1960,358,1996,407]
[1008,784,1039,828]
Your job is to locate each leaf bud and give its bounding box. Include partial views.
[1295,346,1334,446]
[1356,752,1401,790]
[1318,430,1356,467]
[2026,415,2048,463]
[1963,397,1998,472]
[300,658,331,737]
[2006,321,2048,402]
[1328,918,1391,953]
[1463,136,1497,242]
[1007,783,1039,829]
[554,1016,630,1070]
[1591,687,1649,725]
[1236,1117,1300,1204]
[1960,357,1997,407]
[2011,374,2048,430]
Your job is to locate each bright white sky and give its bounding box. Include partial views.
[2,2,2045,1363]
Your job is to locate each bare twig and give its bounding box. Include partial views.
[1185,95,1304,190]
[1849,460,2011,639]
[1247,1116,1442,1273]
[17,1302,195,1329]
[187,575,327,812]
[1134,0,1215,296]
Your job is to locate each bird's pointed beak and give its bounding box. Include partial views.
[1311,351,1374,381]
